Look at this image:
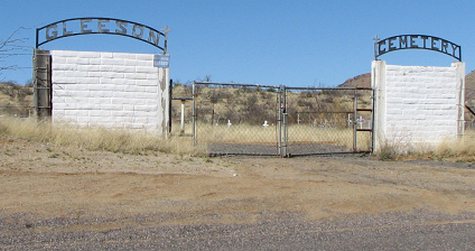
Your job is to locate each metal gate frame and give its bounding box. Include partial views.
[191,81,374,157]
[283,86,374,156]
[191,82,282,156]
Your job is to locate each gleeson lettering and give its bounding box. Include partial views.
[37,18,167,52]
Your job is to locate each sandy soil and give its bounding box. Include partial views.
[1,137,474,226]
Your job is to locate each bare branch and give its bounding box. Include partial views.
[0,27,30,77]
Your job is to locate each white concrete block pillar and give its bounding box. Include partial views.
[371,60,386,152]
[453,62,465,137]
[371,60,464,153]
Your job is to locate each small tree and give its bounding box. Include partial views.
[0,27,28,78]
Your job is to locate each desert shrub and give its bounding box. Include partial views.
[375,141,401,161]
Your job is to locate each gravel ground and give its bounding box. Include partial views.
[1,210,474,250]
[208,142,350,156]
[1,139,474,250]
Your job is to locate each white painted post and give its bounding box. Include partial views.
[180,100,185,134]
[371,60,386,152]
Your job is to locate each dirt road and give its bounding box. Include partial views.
[1,138,474,249]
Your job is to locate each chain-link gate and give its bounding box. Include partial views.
[191,82,282,155]
[285,87,373,156]
[189,82,373,157]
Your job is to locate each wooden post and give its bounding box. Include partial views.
[180,100,185,134]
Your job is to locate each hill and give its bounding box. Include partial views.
[337,73,371,89]
[0,82,33,117]
[1,69,474,122]
[465,70,475,119]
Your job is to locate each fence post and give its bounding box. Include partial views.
[168,79,173,135]
[277,87,282,156]
[192,82,197,146]
[353,90,358,152]
[277,85,288,157]
[283,86,288,157]
[180,100,185,135]
[371,88,376,153]
[33,49,52,120]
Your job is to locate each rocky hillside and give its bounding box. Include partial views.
[0,82,33,117]
[465,70,475,118]
[337,73,371,89]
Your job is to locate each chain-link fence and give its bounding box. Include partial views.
[192,82,281,155]
[0,105,33,118]
[186,82,373,156]
[285,87,373,155]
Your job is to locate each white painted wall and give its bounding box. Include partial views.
[51,50,169,134]
[372,61,464,151]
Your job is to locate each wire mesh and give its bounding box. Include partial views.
[0,105,33,118]
[190,82,373,156]
[285,87,373,155]
[193,82,280,155]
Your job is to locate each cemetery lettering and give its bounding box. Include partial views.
[376,35,461,61]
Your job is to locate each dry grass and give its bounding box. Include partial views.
[196,123,372,150]
[375,130,475,161]
[433,130,475,161]
[0,116,205,156]
[3,115,471,160]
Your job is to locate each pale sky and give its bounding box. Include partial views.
[1,0,474,86]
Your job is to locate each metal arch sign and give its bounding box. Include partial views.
[36,17,168,53]
[374,34,461,61]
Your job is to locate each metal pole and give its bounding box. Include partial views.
[47,55,52,118]
[192,82,197,145]
[283,86,288,157]
[35,29,39,49]
[277,88,282,156]
[168,79,173,135]
[373,35,380,61]
[32,49,38,117]
[353,90,358,152]
[371,88,376,153]
[163,26,169,55]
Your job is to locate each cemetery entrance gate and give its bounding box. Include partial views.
[191,82,374,157]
